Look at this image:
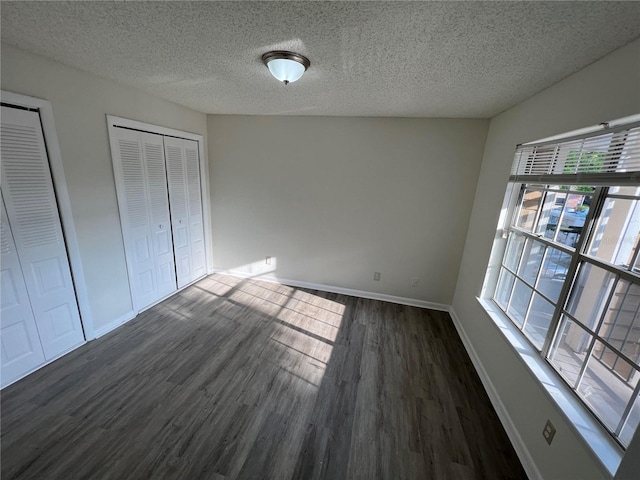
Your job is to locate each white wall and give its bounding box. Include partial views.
[452,38,640,479]
[207,115,488,305]
[1,44,208,333]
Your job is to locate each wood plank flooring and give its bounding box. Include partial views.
[1,274,527,479]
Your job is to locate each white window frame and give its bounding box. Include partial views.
[481,114,640,477]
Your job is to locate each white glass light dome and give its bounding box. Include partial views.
[262,51,310,85]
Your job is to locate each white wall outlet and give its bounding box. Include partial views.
[411,277,419,287]
[373,272,381,281]
[543,420,556,445]
[266,256,271,265]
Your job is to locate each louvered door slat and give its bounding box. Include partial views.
[118,138,149,229]
[164,138,192,288]
[110,128,159,310]
[141,132,176,299]
[166,146,188,219]
[184,140,206,279]
[1,122,60,249]
[186,145,202,216]
[0,106,84,362]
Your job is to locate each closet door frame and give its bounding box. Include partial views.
[1,90,95,340]
[106,115,212,313]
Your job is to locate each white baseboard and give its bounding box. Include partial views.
[93,310,136,338]
[210,268,450,312]
[92,274,209,340]
[448,306,542,480]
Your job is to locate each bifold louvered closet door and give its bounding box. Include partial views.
[164,137,206,288]
[1,106,85,387]
[110,126,206,311]
[110,128,178,311]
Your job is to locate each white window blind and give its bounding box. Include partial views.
[510,121,640,185]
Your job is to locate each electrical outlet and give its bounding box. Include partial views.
[543,420,556,445]
[373,272,381,281]
[411,277,419,287]
[266,256,271,265]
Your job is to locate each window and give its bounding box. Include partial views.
[492,119,640,448]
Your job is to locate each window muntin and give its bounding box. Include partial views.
[508,278,533,327]
[499,231,564,347]
[494,183,640,448]
[549,316,590,387]
[524,293,555,350]
[515,188,543,231]
[578,340,638,433]
[620,394,640,446]
[588,194,640,268]
[565,262,616,331]
[529,187,593,248]
[538,247,571,301]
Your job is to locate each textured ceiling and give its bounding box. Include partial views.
[1,1,639,118]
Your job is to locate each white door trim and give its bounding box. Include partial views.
[106,115,212,310]
[1,90,95,339]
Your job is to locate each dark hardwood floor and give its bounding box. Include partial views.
[2,274,527,479]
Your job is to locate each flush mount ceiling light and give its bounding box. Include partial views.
[262,50,310,85]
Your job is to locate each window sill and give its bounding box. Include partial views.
[476,297,623,478]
